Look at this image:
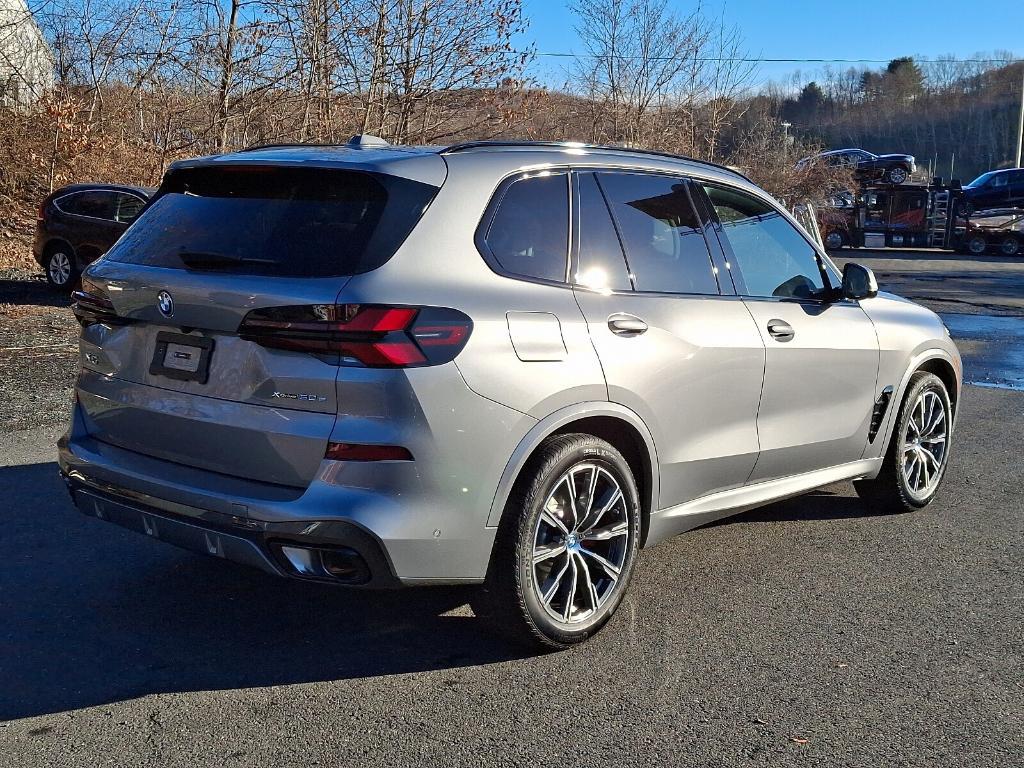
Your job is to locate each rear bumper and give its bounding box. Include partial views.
[63,472,402,588]
[58,398,500,585]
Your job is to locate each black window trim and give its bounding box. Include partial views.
[573,167,725,298]
[473,167,573,289]
[53,189,145,224]
[694,180,844,306]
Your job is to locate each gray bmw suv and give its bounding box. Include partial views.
[59,138,961,648]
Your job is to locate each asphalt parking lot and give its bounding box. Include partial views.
[1,250,1022,767]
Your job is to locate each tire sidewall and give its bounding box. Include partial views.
[893,373,953,508]
[515,440,641,646]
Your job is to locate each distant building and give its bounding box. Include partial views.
[0,0,53,107]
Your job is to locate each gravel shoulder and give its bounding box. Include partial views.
[0,267,77,432]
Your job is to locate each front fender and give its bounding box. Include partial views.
[866,346,962,466]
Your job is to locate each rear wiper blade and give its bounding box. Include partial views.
[177,251,276,269]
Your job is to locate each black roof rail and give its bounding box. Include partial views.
[441,140,751,182]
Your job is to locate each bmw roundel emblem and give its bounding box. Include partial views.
[157,290,174,318]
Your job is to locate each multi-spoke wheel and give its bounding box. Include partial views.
[886,165,909,185]
[532,463,629,625]
[44,247,78,289]
[900,389,948,501]
[855,371,953,513]
[475,433,641,649]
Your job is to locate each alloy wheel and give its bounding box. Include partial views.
[48,252,72,285]
[531,463,631,625]
[901,390,948,499]
[999,236,1020,257]
[889,167,908,184]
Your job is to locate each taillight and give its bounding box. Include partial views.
[36,199,47,222]
[237,304,472,368]
[71,278,128,327]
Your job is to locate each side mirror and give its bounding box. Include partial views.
[841,262,878,301]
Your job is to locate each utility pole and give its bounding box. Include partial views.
[1016,66,1024,168]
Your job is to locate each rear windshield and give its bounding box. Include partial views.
[103,166,438,277]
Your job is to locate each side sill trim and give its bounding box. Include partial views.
[644,458,884,547]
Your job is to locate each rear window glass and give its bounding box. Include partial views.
[60,191,115,220]
[597,172,719,295]
[575,172,632,292]
[103,166,438,277]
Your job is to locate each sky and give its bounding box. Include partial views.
[517,0,1024,89]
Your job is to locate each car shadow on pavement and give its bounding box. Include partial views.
[727,490,886,524]
[0,461,534,721]
[0,277,70,308]
[0,462,879,721]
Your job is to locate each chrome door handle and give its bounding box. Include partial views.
[607,313,648,336]
[767,319,795,342]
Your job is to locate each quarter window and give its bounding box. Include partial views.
[597,172,719,295]
[114,193,146,223]
[485,172,569,283]
[703,184,828,300]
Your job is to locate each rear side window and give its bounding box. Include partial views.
[104,167,438,277]
[484,172,569,283]
[59,191,115,220]
[597,172,718,295]
[575,172,632,291]
[703,184,828,300]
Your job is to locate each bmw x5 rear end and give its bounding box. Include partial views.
[58,143,531,592]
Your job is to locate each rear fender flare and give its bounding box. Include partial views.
[486,401,659,528]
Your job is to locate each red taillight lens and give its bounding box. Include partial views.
[37,199,47,221]
[238,304,472,368]
[71,278,128,327]
[325,443,414,461]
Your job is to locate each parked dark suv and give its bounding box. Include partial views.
[798,148,916,185]
[961,169,1024,215]
[34,183,154,289]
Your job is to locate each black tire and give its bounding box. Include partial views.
[965,234,988,256]
[473,433,642,650]
[854,372,952,514]
[998,235,1020,257]
[44,244,79,290]
[824,230,847,250]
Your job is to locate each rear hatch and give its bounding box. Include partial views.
[74,157,443,487]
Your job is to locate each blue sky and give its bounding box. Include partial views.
[518,0,1024,89]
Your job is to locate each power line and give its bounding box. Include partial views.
[526,52,1023,65]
